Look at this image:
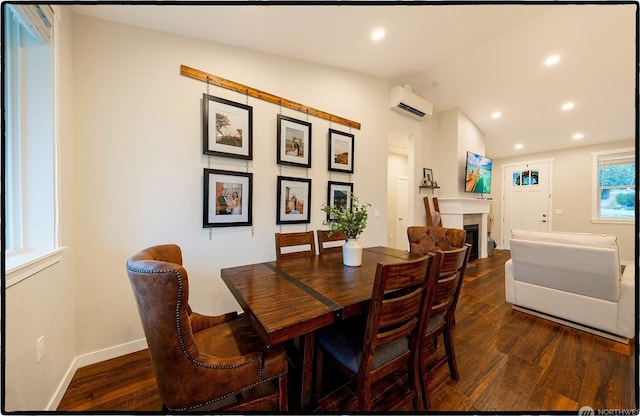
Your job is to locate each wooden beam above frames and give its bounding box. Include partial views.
[180,65,361,130]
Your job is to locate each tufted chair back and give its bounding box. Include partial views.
[407,226,467,255]
[126,244,288,411]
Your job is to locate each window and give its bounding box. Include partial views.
[592,148,636,223]
[4,4,62,285]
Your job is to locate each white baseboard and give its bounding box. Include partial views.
[47,338,148,411]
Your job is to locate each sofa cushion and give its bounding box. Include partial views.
[511,229,619,251]
[510,239,620,302]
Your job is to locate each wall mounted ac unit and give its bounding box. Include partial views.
[389,86,433,120]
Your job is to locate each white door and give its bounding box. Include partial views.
[502,161,552,250]
[395,177,409,250]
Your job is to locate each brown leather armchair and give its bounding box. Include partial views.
[126,244,288,411]
[407,226,467,254]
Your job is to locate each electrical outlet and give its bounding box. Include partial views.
[36,335,45,363]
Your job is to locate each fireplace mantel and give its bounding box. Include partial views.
[438,198,492,258]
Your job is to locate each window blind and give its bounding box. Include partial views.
[9,4,53,43]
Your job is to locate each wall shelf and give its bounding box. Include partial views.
[419,185,440,194]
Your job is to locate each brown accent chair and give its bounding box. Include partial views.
[407,226,467,255]
[419,244,471,409]
[316,229,347,254]
[126,244,288,412]
[274,231,316,260]
[315,255,434,411]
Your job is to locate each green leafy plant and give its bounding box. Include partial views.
[321,194,371,239]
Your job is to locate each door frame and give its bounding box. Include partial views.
[395,176,409,250]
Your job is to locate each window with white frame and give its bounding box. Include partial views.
[592,148,635,222]
[4,4,61,282]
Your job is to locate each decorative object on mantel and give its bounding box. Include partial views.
[422,167,437,187]
[321,194,371,266]
[203,94,253,160]
[419,167,440,193]
[181,65,360,130]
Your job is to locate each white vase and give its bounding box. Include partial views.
[342,238,363,267]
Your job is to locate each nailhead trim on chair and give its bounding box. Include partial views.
[128,263,287,410]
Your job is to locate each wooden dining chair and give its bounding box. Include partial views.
[419,244,471,410]
[315,255,434,411]
[316,229,347,254]
[274,231,317,260]
[126,244,288,412]
[423,197,442,227]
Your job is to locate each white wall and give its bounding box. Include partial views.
[492,138,636,261]
[5,9,635,412]
[70,15,392,356]
[430,107,487,199]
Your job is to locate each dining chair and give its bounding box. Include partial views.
[316,229,347,254]
[419,244,471,410]
[126,244,288,412]
[274,231,317,260]
[423,197,442,227]
[315,255,434,411]
[407,225,467,254]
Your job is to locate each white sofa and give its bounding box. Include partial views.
[505,229,635,341]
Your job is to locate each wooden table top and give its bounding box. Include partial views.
[220,246,424,347]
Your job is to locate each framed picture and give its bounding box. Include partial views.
[203,168,253,227]
[423,168,434,185]
[326,181,353,220]
[328,129,354,173]
[277,114,312,168]
[203,93,253,160]
[276,176,312,224]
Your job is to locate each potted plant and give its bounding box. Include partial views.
[321,194,371,266]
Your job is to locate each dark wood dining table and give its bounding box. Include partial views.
[220,246,426,409]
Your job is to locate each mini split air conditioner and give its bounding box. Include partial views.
[389,86,433,120]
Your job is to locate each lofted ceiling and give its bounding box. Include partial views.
[70,3,637,159]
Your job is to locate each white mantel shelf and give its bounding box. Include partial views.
[438,198,492,259]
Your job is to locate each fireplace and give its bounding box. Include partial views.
[464,224,479,261]
[437,198,492,259]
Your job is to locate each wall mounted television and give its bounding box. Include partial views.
[465,151,492,194]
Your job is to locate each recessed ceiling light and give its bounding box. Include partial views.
[545,55,560,66]
[572,133,584,140]
[515,143,524,150]
[491,111,502,119]
[371,28,385,41]
[562,102,575,110]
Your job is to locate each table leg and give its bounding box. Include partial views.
[300,331,316,410]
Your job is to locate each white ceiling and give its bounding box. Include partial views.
[70,3,637,158]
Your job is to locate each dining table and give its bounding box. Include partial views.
[220,246,426,409]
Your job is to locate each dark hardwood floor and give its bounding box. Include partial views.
[57,250,638,413]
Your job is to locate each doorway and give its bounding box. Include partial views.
[395,177,409,250]
[502,160,553,249]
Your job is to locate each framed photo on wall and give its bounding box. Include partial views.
[277,114,312,168]
[328,129,354,173]
[326,181,353,220]
[203,168,253,227]
[423,168,434,185]
[276,176,312,224]
[203,93,253,160]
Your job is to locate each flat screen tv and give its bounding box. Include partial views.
[465,151,492,194]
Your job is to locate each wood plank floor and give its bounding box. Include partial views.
[57,250,637,412]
